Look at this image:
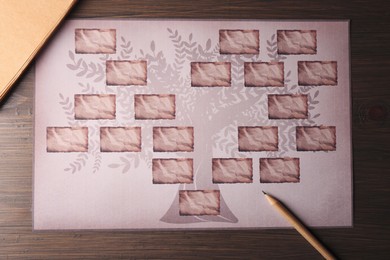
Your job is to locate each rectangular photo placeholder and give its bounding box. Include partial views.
[100,127,141,152]
[179,190,220,216]
[191,62,231,87]
[298,61,337,86]
[47,127,88,152]
[268,94,308,119]
[134,94,176,120]
[238,126,278,151]
[277,30,317,55]
[296,126,336,151]
[75,29,116,54]
[244,62,284,87]
[212,158,253,183]
[74,94,116,120]
[152,158,193,184]
[153,127,194,152]
[106,60,147,86]
[219,30,259,54]
[260,158,300,183]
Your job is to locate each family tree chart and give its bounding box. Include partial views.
[34,20,352,230]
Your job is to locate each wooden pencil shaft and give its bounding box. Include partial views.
[265,194,336,260]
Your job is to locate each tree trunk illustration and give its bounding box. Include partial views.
[160,89,261,224]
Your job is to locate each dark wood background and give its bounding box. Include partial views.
[1,0,389,259]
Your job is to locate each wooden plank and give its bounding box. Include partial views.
[0,0,389,259]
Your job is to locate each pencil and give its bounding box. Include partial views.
[262,191,336,260]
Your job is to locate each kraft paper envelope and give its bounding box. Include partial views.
[0,0,76,102]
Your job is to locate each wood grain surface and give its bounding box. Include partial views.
[0,0,389,259]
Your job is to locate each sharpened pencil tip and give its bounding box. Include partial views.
[262,191,267,195]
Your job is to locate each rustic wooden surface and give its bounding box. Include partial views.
[0,0,389,259]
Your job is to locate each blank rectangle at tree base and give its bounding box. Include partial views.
[179,190,220,216]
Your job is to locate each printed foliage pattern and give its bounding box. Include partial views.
[67,51,105,82]
[59,26,331,224]
[58,93,90,173]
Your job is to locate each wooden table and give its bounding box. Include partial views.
[0,0,389,259]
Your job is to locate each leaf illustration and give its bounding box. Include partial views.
[75,161,81,170]
[66,64,77,70]
[76,69,87,77]
[120,156,129,164]
[206,39,211,50]
[122,164,130,173]
[94,74,104,82]
[134,156,140,168]
[150,41,155,52]
[93,153,102,173]
[99,54,109,61]
[108,164,120,168]
[86,72,94,78]
[68,51,74,61]
[198,45,205,56]
[89,62,96,71]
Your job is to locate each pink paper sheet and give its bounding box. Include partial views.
[34,19,352,230]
